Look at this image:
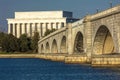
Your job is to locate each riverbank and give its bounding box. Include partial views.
[1,53,120,67]
[0,53,88,63]
[0,54,36,58]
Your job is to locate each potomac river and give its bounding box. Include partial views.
[0,58,120,80]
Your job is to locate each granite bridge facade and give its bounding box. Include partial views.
[38,5,120,66]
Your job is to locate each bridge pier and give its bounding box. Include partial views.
[92,55,120,67]
[67,23,73,55]
[84,15,92,63]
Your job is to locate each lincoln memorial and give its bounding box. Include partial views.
[7,11,78,38]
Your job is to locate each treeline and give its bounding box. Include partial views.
[0,32,39,53]
[44,28,56,36]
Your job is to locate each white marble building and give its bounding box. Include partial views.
[7,11,78,38]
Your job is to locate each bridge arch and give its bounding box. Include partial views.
[93,25,115,55]
[74,31,84,53]
[46,42,50,53]
[60,36,67,53]
[51,39,58,53]
[41,44,44,53]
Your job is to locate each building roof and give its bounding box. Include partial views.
[14,11,73,19]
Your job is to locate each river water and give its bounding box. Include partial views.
[0,58,120,80]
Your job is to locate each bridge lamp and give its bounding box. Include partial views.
[96,8,99,13]
[109,1,112,8]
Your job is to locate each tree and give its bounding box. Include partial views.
[44,29,51,36]
[8,34,19,52]
[19,34,31,52]
[44,28,56,36]
[0,32,5,49]
[31,32,39,52]
[1,33,19,52]
[50,28,56,33]
[1,34,9,52]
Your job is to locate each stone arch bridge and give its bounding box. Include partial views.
[38,5,120,66]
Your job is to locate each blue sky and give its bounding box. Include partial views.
[0,0,119,32]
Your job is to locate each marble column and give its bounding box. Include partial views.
[56,23,59,29]
[10,24,13,34]
[15,24,17,37]
[46,23,49,30]
[30,23,32,37]
[21,23,25,34]
[19,23,22,36]
[26,23,30,37]
[24,23,27,34]
[52,23,56,29]
[61,22,64,28]
[32,23,35,36]
[12,23,15,36]
[42,23,46,36]
[39,23,42,37]
[47,23,51,30]
[36,23,40,38]
[39,23,42,38]
[8,24,11,34]
[51,23,53,29]
[17,23,20,38]
[35,23,38,32]
[58,23,61,29]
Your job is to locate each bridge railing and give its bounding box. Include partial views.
[72,18,84,28]
[91,4,120,20]
[38,27,67,43]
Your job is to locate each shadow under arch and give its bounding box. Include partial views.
[60,36,67,53]
[93,25,115,55]
[41,44,44,53]
[74,31,84,53]
[51,39,58,53]
[46,42,50,53]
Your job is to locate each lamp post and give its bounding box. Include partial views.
[110,1,112,8]
[96,8,99,13]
